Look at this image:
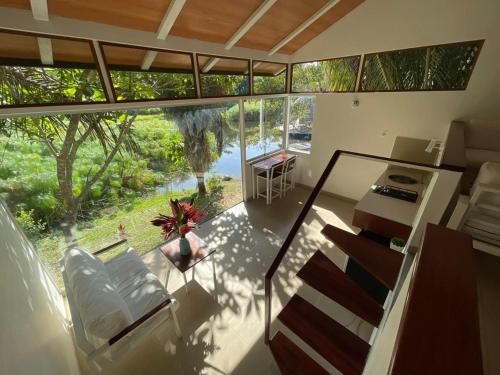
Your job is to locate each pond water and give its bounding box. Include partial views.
[161,139,280,192]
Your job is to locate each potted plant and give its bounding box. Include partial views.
[390,237,406,252]
[151,198,208,256]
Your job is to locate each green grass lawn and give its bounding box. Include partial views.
[37,179,242,291]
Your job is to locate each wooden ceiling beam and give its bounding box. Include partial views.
[157,0,187,40]
[225,0,277,50]
[268,0,341,56]
[141,50,158,70]
[203,0,277,73]
[202,57,220,73]
[30,0,51,64]
[29,0,49,21]
[141,0,186,70]
[37,37,53,65]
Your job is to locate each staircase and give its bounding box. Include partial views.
[269,225,404,375]
[264,150,478,374]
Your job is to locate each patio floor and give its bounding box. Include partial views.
[78,186,369,374]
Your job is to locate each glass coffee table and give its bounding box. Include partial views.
[159,232,216,294]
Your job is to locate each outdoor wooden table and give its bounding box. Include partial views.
[159,232,216,294]
[250,152,293,204]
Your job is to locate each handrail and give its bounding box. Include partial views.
[264,149,464,344]
[389,223,481,373]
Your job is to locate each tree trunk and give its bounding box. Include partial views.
[196,172,207,195]
[60,204,79,247]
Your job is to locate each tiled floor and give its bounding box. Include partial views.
[83,187,368,374]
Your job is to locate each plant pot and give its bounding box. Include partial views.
[179,236,192,257]
[390,238,406,252]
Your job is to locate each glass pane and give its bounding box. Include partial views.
[288,96,315,154]
[198,55,250,97]
[0,32,106,106]
[252,61,287,94]
[244,97,285,160]
[101,44,196,101]
[292,56,360,93]
[0,103,242,291]
[360,40,482,91]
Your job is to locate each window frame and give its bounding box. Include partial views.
[290,54,361,94]
[99,41,198,103]
[197,53,251,99]
[0,28,111,108]
[251,59,288,96]
[358,40,485,93]
[286,95,316,155]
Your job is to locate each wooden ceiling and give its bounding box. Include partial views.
[0,0,365,55]
[197,55,249,73]
[0,31,96,63]
[101,44,193,70]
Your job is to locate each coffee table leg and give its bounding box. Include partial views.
[183,272,189,294]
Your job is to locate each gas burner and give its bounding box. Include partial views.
[388,174,418,185]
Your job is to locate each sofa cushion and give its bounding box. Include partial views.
[104,248,171,320]
[64,248,133,340]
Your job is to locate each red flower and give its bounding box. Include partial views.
[151,198,208,240]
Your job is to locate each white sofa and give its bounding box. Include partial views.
[61,244,181,373]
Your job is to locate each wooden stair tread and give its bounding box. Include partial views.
[270,331,329,375]
[297,250,384,327]
[321,225,404,289]
[278,295,370,375]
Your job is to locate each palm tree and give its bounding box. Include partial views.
[162,105,226,195]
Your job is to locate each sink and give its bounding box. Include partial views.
[388,174,418,185]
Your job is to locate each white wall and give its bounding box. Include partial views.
[291,0,500,200]
[0,201,81,375]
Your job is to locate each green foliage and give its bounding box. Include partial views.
[391,237,406,247]
[253,71,286,95]
[16,209,46,239]
[206,174,223,192]
[110,70,196,101]
[292,57,360,93]
[0,66,106,105]
[200,74,249,97]
[360,41,482,91]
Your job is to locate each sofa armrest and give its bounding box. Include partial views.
[108,298,171,346]
[93,239,128,256]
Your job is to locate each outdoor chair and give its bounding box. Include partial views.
[61,241,182,373]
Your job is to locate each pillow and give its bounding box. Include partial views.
[64,248,133,341]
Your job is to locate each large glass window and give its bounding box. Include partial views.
[0,103,242,290]
[288,96,315,154]
[360,40,483,91]
[244,97,286,160]
[101,43,196,101]
[291,56,360,93]
[197,55,250,97]
[252,61,287,95]
[0,31,107,106]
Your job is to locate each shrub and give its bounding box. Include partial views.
[16,208,46,239]
[207,174,223,192]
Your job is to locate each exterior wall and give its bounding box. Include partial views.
[291,0,500,201]
[0,200,81,375]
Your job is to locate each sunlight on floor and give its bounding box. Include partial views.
[79,187,360,375]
